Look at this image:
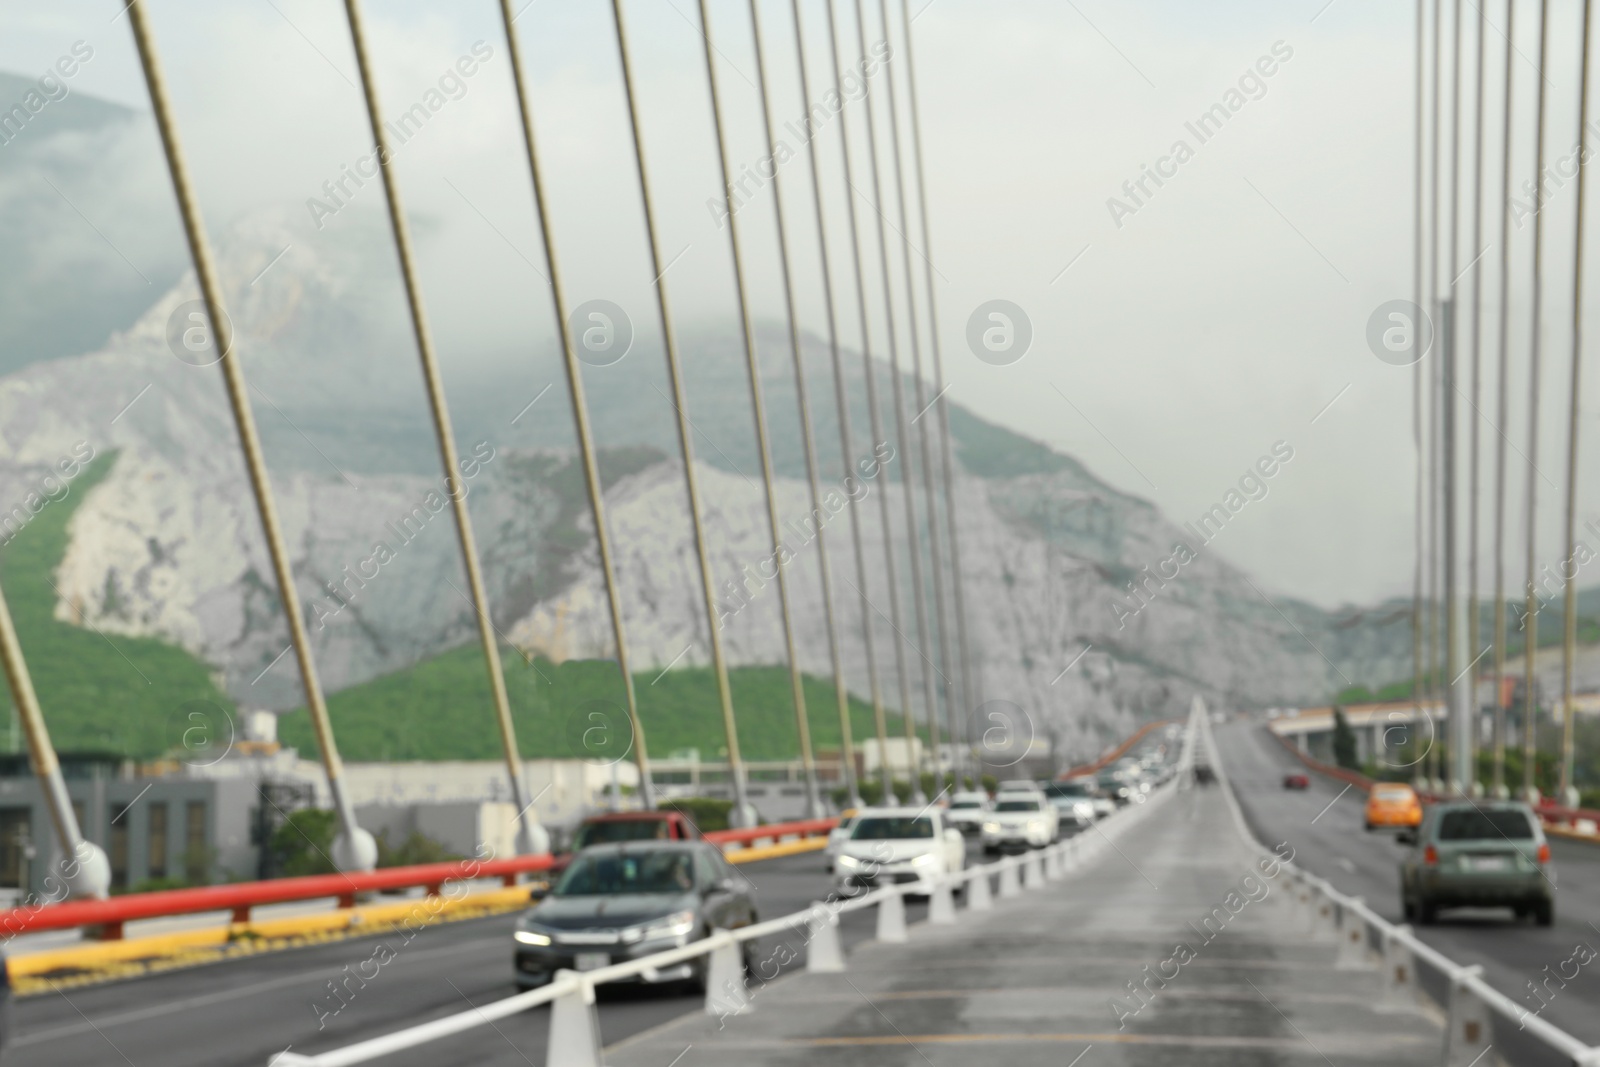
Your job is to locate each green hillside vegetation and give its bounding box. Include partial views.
[0,451,237,757]
[277,646,923,763]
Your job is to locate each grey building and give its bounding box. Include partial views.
[0,754,256,900]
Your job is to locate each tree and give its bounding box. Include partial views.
[269,809,337,877]
[1332,705,1359,771]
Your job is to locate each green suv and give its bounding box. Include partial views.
[1399,801,1553,926]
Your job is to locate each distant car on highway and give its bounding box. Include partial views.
[945,792,990,834]
[823,808,860,872]
[832,808,965,893]
[1399,801,1553,926]
[550,810,703,876]
[1096,770,1134,805]
[1282,772,1310,790]
[1041,780,1095,829]
[982,794,1059,854]
[1364,783,1422,830]
[513,841,755,990]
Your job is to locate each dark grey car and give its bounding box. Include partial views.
[513,842,758,991]
[1399,801,1553,925]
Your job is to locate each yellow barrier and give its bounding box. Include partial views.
[10,838,827,992]
[723,836,828,864]
[10,886,534,982]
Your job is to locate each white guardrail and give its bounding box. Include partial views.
[1195,704,1600,1067]
[269,760,1186,1067]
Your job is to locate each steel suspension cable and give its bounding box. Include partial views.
[1491,0,1515,799]
[850,0,945,792]
[1523,0,1552,802]
[609,0,755,825]
[1465,0,1486,794]
[1559,0,1592,805]
[825,0,924,802]
[1420,0,1433,777]
[1446,0,1464,792]
[1426,0,1442,789]
[791,0,895,801]
[877,0,962,790]
[126,1,373,871]
[695,0,826,818]
[496,0,654,809]
[901,0,978,782]
[746,0,862,811]
[342,0,545,852]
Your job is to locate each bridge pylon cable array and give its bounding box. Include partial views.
[125,0,375,872]
[341,0,545,854]
[790,0,895,802]
[696,0,828,818]
[878,0,963,791]
[746,0,862,811]
[901,0,979,783]
[825,0,924,801]
[850,0,945,788]
[609,0,756,826]
[495,0,654,810]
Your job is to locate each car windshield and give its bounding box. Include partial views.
[1373,786,1411,800]
[1046,782,1092,797]
[1437,809,1535,841]
[573,819,670,848]
[950,800,983,809]
[995,799,1041,812]
[852,816,934,839]
[556,849,695,895]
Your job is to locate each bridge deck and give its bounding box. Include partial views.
[607,787,1442,1067]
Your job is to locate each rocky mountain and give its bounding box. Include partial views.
[0,71,1419,761]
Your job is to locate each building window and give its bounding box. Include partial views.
[185,801,207,884]
[0,809,30,889]
[109,804,131,890]
[148,804,168,882]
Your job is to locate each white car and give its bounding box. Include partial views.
[832,808,966,892]
[982,795,1059,854]
[1041,781,1096,830]
[996,779,1045,797]
[823,810,861,873]
[945,791,990,834]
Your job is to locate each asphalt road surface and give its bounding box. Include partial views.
[10,838,1000,1067]
[1217,719,1600,1047]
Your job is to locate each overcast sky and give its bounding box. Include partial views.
[2,0,1596,612]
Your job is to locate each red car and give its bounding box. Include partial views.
[549,811,703,875]
[1283,773,1310,790]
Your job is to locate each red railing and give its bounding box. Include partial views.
[0,853,553,942]
[0,816,841,942]
[1059,718,1177,779]
[1268,726,1600,833]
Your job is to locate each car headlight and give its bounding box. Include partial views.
[514,928,552,946]
[982,821,1001,833]
[622,909,698,943]
[835,853,863,871]
[909,852,939,867]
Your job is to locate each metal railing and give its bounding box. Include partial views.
[269,769,1182,1066]
[0,818,838,943]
